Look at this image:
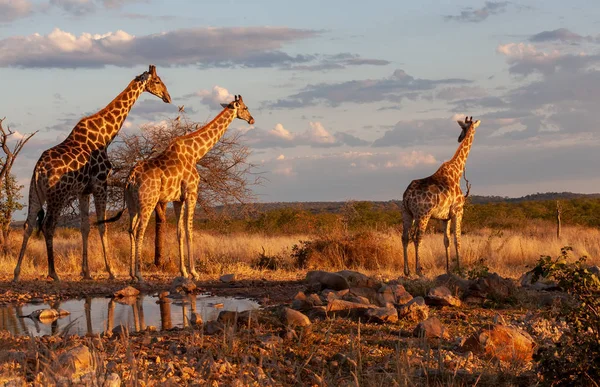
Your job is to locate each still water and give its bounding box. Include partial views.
[0,294,259,337]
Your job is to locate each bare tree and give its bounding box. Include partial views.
[0,118,36,252]
[108,114,261,266]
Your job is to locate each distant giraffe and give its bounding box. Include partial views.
[13,65,172,282]
[101,95,254,282]
[401,116,481,276]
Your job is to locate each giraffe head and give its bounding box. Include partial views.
[220,95,255,124]
[457,116,481,142]
[137,65,172,103]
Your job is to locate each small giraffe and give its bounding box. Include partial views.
[13,65,172,282]
[401,116,481,276]
[101,95,254,282]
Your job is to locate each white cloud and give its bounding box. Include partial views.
[307,121,336,144]
[0,27,318,68]
[270,124,294,140]
[0,0,33,22]
[276,154,285,160]
[191,85,235,109]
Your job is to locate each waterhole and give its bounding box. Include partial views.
[0,294,260,337]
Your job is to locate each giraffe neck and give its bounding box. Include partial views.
[446,127,476,175]
[68,78,146,148]
[182,107,236,161]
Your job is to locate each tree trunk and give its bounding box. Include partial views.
[154,202,167,267]
[556,201,562,239]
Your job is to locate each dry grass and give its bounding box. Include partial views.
[0,222,598,280]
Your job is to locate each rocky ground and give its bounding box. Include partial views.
[0,269,582,386]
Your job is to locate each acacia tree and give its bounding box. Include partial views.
[108,114,260,266]
[0,118,36,253]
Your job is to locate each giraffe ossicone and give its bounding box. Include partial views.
[13,65,172,282]
[100,95,255,282]
[401,116,481,277]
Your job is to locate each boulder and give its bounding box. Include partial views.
[519,270,559,291]
[434,274,471,295]
[461,324,535,363]
[425,286,461,307]
[397,297,429,322]
[464,273,515,303]
[220,274,236,283]
[336,270,379,288]
[390,284,413,304]
[322,288,350,302]
[306,271,350,291]
[113,286,140,298]
[376,285,396,306]
[282,307,311,328]
[347,287,378,304]
[413,317,450,339]
[203,320,224,335]
[58,345,94,378]
[365,306,398,324]
[170,277,196,294]
[326,299,372,318]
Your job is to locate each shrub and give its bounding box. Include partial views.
[532,247,600,385]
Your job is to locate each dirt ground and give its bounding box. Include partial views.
[0,272,553,386]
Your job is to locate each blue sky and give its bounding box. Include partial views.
[2,0,600,214]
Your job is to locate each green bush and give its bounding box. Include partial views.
[532,247,600,385]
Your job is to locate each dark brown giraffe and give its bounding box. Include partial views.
[13,65,172,282]
[101,95,254,282]
[401,116,481,276]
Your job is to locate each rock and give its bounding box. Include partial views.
[390,284,413,304]
[376,285,396,306]
[282,307,311,328]
[293,291,307,301]
[336,270,379,288]
[322,288,350,302]
[103,373,120,387]
[434,274,472,295]
[413,317,450,339]
[290,299,312,311]
[306,293,323,306]
[461,324,535,363]
[258,334,283,348]
[28,308,59,321]
[425,286,461,307]
[170,277,196,294]
[190,312,203,326]
[343,295,371,305]
[306,271,350,291]
[397,297,429,322]
[326,299,372,317]
[111,325,128,337]
[218,310,256,327]
[58,345,94,377]
[220,274,236,283]
[347,287,378,304]
[57,309,70,317]
[204,321,224,335]
[113,286,140,298]
[365,306,398,324]
[305,306,327,321]
[464,273,515,303]
[519,270,559,291]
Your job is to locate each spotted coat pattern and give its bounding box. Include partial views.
[13,65,171,282]
[123,95,254,281]
[401,117,480,276]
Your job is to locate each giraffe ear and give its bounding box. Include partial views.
[149,65,156,76]
[220,103,231,109]
[457,120,467,129]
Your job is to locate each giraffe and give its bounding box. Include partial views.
[13,65,172,282]
[401,116,481,276]
[100,95,254,282]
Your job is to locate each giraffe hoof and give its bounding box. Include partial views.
[189,272,200,281]
[108,274,116,281]
[47,274,60,282]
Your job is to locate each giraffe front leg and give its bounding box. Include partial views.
[42,209,60,281]
[453,211,463,274]
[185,195,199,281]
[401,209,413,277]
[414,215,430,277]
[79,194,92,280]
[443,219,451,274]
[93,189,115,280]
[13,205,42,282]
[132,207,153,283]
[128,213,138,281]
[173,201,189,279]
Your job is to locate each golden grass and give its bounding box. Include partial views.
[0,222,598,280]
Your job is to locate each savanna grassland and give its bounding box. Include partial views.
[0,197,599,386]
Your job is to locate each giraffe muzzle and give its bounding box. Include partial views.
[162,92,172,104]
[248,117,255,125]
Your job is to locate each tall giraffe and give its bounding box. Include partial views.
[13,65,172,282]
[101,95,254,282]
[401,116,481,276]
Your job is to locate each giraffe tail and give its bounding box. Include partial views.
[96,210,124,225]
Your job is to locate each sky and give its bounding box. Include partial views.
[2,0,600,216]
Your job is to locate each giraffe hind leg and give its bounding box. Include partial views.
[13,205,43,282]
[401,208,413,277]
